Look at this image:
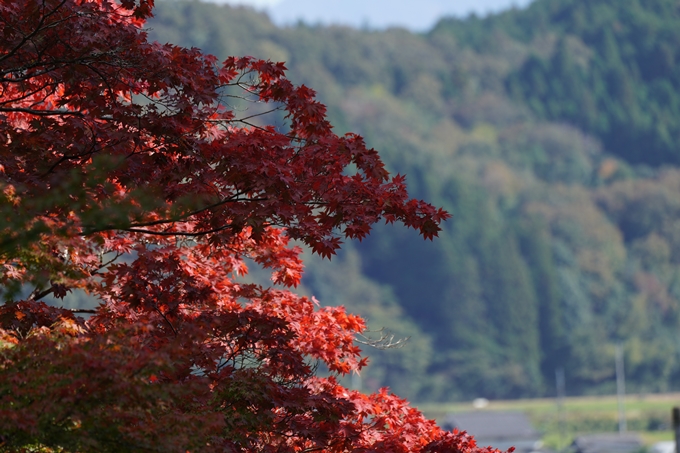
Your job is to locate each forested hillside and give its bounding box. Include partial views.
[147,0,680,402]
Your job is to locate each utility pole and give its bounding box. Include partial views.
[615,343,626,433]
[673,407,680,453]
[556,367,566,449]
[672,407,680,453]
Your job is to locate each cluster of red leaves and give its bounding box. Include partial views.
[0,0,496,452]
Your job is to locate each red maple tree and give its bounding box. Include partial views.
[0,0,498,451]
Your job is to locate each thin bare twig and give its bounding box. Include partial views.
[356,328,409,350]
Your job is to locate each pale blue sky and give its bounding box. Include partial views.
[207,0,535,31]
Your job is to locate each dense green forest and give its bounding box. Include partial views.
[144,0,680,403]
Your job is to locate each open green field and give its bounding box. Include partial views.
[416,393,680,450]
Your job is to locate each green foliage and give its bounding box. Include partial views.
[493,0,680,165]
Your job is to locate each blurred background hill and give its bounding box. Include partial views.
[146,0,680,404]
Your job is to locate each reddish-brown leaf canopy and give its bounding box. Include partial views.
[0,1,496,452]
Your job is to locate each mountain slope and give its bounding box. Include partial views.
[149,0,680,402]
